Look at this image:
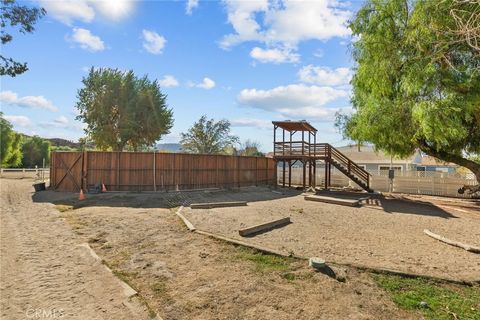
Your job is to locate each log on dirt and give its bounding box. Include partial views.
[239,217,291,237]
[423,229,480,254]
[190,201,247,209]
[304,195,360,207]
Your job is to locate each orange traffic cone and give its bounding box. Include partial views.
[79,189,85,200]
[102,183,107,193]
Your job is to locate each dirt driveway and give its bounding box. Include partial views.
[0,179,151,320]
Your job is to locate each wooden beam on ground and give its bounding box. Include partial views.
[424,229,480,253]
[304,195,360,207]
[190,201,247,209]
[239,217,291,237]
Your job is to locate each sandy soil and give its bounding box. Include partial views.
[180,188,480,283]
[0,179,152,320]
[30,185,417,320]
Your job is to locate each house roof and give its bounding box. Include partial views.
[335,145,419,164]
[272,120,317,133]
[420,156,458,167]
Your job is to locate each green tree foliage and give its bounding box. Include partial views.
[0,113,22,167]
[337,0,480,181]
[21,136,50,167]
[180,115,239,154]
[1,0,45,77]
[76,68,174,151]
[239,139,264,157]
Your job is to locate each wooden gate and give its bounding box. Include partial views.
[50,152,83,192]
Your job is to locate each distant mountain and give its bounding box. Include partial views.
[156,143,182,152]
[47,138,82,149]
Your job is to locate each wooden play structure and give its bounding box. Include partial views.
[273,120,372,192]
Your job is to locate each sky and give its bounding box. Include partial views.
[1,0,361,152]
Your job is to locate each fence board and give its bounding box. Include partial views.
[50,151,276,192]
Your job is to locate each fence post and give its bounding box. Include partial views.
[153,151,156,192]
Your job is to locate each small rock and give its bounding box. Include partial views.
[419,301,429,308]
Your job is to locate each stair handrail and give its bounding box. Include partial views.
[327,144,370,188]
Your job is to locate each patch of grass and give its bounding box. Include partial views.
[55,204,74,212]
[59,211,86,230]
[234,246,295,272]
[373,274,480,320]
[150,277,174,304]
[290,207,304,214]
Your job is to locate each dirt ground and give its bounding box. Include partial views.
[25,181,419,320]
[0,179,153,320]
[180,188,480,283]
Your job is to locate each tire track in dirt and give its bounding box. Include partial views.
[0,179,151,320]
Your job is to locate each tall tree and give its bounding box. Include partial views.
[180,115,239,154]
[76,68,174,151]
[336,0,480,182]
[0,113,22,167]
[21,136,50,167]
[239,139,264,157]
[1,0,45,77]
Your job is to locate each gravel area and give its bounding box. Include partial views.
[182,188,480,283]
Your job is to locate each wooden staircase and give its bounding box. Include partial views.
[326,144,372,192]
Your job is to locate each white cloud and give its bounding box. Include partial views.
[191,77,215,89]
[92,0,135,21]
[39,0,95,25]
[298,65,352,86]
[186,0,199,15]
[237,84,348,120]
[250,47,299,64]
[142,29,166,55]
[39,0,135,25]
[3,115,32,127]
[159,75,179,88]
[0,90,58,112]
[54,116,69,125]
[230,118,271,129]
[221,0,351,50]
[70,28,105,52]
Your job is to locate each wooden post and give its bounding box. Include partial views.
[302,131,304,155]
[324,160,328,190]
[313,159,316,189]
[273,125,277,156]
[282,129,285,155]
[288,160,292,187]
[302,160,306,190]
[282,161,286,188]
[153,151,156,192]
[117,152,120,191]
[309,160,312,187]
[255,157,258,186]
[82,151,88,191]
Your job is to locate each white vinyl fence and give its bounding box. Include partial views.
[0,168,50,180]
[279,166,477,198]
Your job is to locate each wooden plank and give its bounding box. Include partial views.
[304,195,360,207]
[190,201,247,209]
[424,229,480,253]
[174,206,196,231]
[239,217,291,237]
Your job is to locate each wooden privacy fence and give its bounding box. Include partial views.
[50,151,276,192]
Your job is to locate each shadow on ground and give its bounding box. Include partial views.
[315,190,456,219]
[32,186,303,210]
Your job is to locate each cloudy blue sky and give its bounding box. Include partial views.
[1,0,360,151]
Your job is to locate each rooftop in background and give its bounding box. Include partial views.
[272,120,317,133]
[336,145,421,164]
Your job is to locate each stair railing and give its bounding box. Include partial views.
[327,145,370,190]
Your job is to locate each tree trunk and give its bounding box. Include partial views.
[418,140,480,183]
